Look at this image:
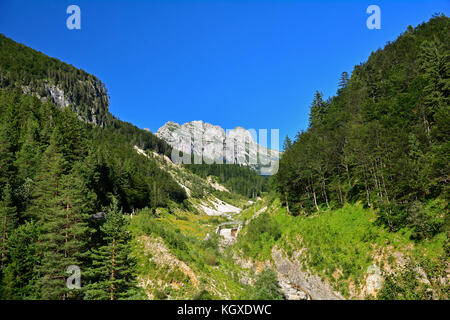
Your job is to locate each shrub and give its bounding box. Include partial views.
[193,289,214,300]
[247,268,284,300]
[203,249,218,266]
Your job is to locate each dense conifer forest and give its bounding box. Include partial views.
[274,15,449,239]
[0,89,188,299]
[184,163,269,197]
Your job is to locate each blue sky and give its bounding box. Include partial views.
[0,0,448,147]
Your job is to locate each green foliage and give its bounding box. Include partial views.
[379,256,449,300]
[0,183,17,267]
[0,34,110,126]
[245,268,283,300]
[0,221,39,299]
[274,15,450,238]
[84,199,137,300]
[132,211,193,263]
[237,198,448,299]
[184,163,269,198]
[237,212,281,260]
[193,289,214,300]
[0,85,184,299]
[153,288,168,300]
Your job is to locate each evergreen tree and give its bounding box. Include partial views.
[14,116,42,183]
[0,221,39,299]
[84,198,136,300]
[0,183,17,268]
[248,268,284,300]
[33,133,91,299]
[338,71,350,92]
[282,135,292,151]
[308,91,328,128]
[0,105,17,190]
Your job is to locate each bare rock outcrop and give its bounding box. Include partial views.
[271,246,344,300]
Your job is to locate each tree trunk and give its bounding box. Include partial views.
[110,238,116,300]
[312,191,319,211]
[338,183,343,204]
[65,203,70,258]
[285,193,290,215]
[363,167,371,207]
[322,178,329,208]
[1,214,6,264]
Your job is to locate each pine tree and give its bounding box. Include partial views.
[14,116,41,183]
[308,91,328,129]
[0,221,39,299]
[282,135,292,151]
[84,198,137,300]
[0,108,17,190]
[338,71,350,92]
[0,183,17,268]
[33,132,91,299]
[418,40,449,136]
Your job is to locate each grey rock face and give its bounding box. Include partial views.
[46,85,70,108]
[271,246,344,300]
[156,120,280,170]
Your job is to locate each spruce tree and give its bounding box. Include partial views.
[308,91,328,129]
[0,183,17,268]
[338,71,350,92]
[0,112,17,190]
[14,116,42,183]
[85,198,136,300]
[33,132,91,299]
[0,221,39,299]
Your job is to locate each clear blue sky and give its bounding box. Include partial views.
[0,0,448,145]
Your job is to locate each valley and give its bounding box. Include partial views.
[0,14,448,301]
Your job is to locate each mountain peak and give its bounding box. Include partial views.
[156,120,279,171]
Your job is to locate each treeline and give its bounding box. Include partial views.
[184,163,269,197]
[0,34,110,127]
[105,119,173,157]
[0,33,173,158]
[274,15,449,239]
[0,89,187,299]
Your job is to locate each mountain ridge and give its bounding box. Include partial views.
[156,120,280,172]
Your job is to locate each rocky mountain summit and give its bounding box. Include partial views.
[156,120,280,174]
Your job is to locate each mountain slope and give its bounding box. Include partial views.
[0,33,172,157]
[0,34,110,127]
[156,120,280,169]
[0,33,265,300]
[268,14,449,299]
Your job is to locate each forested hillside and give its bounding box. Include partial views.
[0,90,187,299]
[184,163,269,198]
[275,15,449,237]
[264,15,449,299]
[0,34,192,299]
[0,32,270,300]
[0,34,110,127]
[0,33,173,156]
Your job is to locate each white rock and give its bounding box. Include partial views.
[155,120,280,167]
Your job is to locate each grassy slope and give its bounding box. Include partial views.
[129,207,251,299]
[127,149,255,299]
[234,197,448,299]
[127,149,447,300]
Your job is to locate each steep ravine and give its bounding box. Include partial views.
[219,202,330,300]
[271,246,344,300]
